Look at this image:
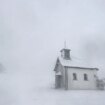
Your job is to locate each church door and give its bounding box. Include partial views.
[55,75,62,88]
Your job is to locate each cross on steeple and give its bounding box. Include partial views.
[64,41,66,49]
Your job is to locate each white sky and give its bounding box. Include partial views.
[0,0,105,77]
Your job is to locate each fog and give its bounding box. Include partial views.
[0,0,105,104]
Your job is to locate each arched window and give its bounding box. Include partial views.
[84,74,88,81]
[73,73,77,80]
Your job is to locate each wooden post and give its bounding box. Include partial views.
[65,67,68,90]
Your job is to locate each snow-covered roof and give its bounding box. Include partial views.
[58,56,98,70]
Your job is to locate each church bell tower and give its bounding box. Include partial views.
[61,48,71,60]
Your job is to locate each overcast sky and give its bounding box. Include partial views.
[0,0,105,77]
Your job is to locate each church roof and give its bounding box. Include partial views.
[58,56,98,70]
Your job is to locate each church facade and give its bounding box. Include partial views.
[54,48,99,90]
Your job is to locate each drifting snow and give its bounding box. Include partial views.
[0,72,105,105]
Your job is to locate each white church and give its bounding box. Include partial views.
[54,48,104,90]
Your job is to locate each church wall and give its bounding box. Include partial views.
[67,68,98,90]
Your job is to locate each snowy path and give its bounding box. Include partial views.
[0,72,105,105]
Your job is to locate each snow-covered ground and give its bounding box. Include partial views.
[0,72,105,105]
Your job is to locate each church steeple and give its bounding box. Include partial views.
[60,42,71,60]
[60,48,71,60]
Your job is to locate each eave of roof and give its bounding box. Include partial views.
[64,66,99,70]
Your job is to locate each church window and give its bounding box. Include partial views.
[84,74,88,81]
[94,75,97,78]
[73,73,77,80]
